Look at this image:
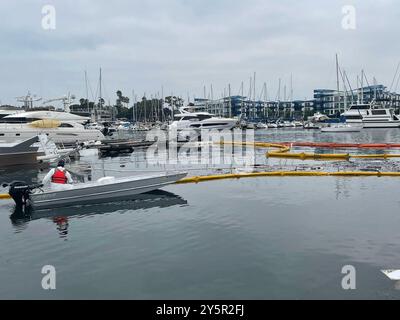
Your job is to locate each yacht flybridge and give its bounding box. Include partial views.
[2,110,90,124]
[169,109,238,131]
[341,103,371,123]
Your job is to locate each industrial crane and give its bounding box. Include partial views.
[43,93,76,112]
[15,91,42,109]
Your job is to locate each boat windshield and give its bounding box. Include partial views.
[0,117,42,123]
[174,114,212,121]
[349,105,370,110]
[371,109,388,116]
[197,114,213,121]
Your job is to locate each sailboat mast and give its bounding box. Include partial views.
[278,78,281,118]
[132,89,136,123]
[84,70,91,120]
[253,72,256,119]
[290,74,293,119]
[85,71,89,101]
[249,77,252,120]
[361,70,364,104]
[99,68,102,108]
[228,83,232,118]
[264,82,268,119]
[336,54,340,114]
[241,81,244,120]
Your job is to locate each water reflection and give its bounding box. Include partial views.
[9,190,188,238]
[334,178,350,200]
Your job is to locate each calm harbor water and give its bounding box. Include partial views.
[1,129,400,299]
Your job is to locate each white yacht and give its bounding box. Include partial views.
[0,110,103,144]
[308,112,329,123]
[362,107,400,128]
[0,120,105,144]
[341,103,371,123]
[169,111,237,131]
[2,110,90,124]
[86,122,104,131]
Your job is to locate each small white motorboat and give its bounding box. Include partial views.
[256,122,268,129]
[303,122,319,130]
[6,172,187,210]
[320,123,363,133]
[292,121,303,127]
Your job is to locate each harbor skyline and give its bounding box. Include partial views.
[1,0,400,105]
[3,0,400,303]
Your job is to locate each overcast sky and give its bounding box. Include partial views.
[0,0,399,107]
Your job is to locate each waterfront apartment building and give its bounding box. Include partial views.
[193,96,313,121]
[314,85,400,116]
[192,84,400,121]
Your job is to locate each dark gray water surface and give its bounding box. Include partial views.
[1,129,400,299]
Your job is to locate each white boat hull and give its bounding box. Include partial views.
[321,125,362,133]
[0,136,40,167]
[30,172,187,209]
[0,126,104,144]
[362,122,400,128]
[170,120,237,131]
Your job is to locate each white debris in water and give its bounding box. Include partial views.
[97,177,116,185]
[381,270,400,281]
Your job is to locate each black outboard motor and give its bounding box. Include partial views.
[8,182,32,211]
[4,182,43,213]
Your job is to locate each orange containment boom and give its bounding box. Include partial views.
[278,142,400,149]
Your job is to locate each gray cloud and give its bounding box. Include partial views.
[0,0,399,106]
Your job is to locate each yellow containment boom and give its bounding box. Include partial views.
[176,171,400,184]
[2,171,400,199]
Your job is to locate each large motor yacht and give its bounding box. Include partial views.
[169,110,238,131]
[0,111,104,143]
